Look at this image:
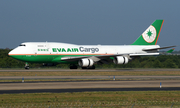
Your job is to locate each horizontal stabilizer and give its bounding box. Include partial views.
[142,46,176,51]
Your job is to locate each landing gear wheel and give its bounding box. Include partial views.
[25,66,29,70]
[89,65,95,69]
[81,65,95,69]
[25,62,29,70]
[69,65,78,69]
[81,67,87,69]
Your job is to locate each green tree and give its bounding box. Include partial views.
[153,60,162,68]
[164,59,178,68]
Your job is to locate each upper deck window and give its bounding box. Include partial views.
[19,44,26,46]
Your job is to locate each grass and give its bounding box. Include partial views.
[0,91,180,108]
[1,71,180,76]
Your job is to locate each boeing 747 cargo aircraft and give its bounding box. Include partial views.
[8,20,175,69]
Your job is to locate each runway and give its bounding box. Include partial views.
[1,80,180,90]
[1,76,180,80]
[0,80,180,94]
[0,69,180,94]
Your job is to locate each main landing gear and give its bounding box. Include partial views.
[69,64,78,69]
[82,65,95,69]
[25,62,29,70]
[69,65,95,69]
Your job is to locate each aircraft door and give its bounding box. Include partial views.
[34,49,37,56]
[45,42,51,54]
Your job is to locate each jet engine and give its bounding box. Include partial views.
[113,56,128,64]
[78,58,94,67]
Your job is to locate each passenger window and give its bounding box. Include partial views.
[38,45,44,47]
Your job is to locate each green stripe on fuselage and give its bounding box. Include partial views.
[10,54,93,64]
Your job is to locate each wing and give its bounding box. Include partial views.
[61,53,131,61]
[60,53,159,62]
[60,45,176,62]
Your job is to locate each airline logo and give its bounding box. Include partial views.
[52,47,99,53]
[142,25,157,43]
[52,48,79,52]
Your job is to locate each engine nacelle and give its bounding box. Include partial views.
[113,56,129,64]
[78,58,94,67]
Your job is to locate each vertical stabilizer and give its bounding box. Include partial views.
[131,20,164,45]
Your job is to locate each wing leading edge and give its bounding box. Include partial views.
[60,53,160,62]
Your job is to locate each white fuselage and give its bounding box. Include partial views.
[9,42,160,55]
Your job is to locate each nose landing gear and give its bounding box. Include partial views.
[25,62,29,70]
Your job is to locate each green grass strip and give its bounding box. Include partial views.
[0,91,180,107]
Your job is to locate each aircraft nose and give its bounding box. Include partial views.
[8,49,17,56]
[8,50,14,56]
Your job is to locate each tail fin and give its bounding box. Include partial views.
[131,20,164,45]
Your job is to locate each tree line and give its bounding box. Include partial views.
[0,48,180,68]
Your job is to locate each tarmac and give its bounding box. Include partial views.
[0,80,180,94]
[0,69,180,94]
[1,76,180,80]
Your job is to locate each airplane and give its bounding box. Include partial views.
[8,19,175,69]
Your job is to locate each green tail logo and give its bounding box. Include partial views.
[131,20,164,45]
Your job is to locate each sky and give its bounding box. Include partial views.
[0,0,179,50]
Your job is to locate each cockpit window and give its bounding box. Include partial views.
[19,44,26,46]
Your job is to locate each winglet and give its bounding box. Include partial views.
[166,48,175,53]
